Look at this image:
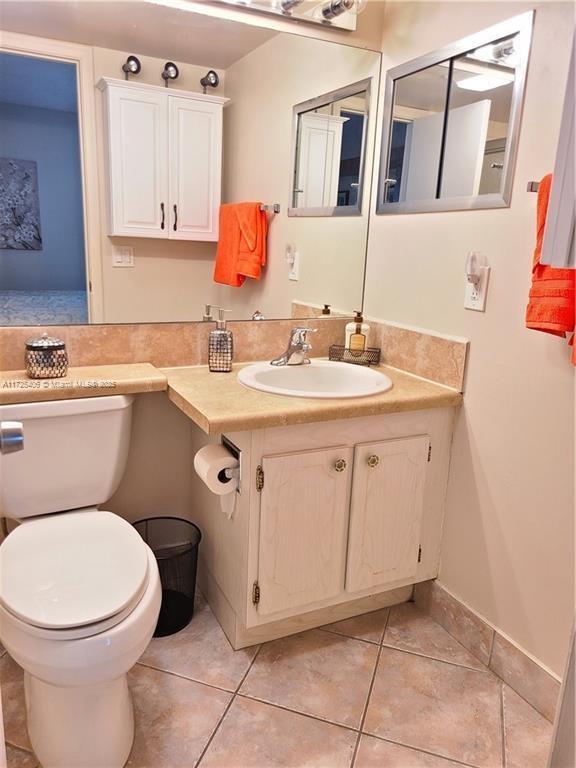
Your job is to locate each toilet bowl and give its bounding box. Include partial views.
[0,396,161,768]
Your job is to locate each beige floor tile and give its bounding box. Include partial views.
[355,734,468,767]
[364,647,502,768]
[139,597,258,691]
[322,609,390,644]
[240,629,378,728]
[127,665,232,768]
[503,685,553,768]
[0,656,31,752]
[200,696,357,768]
[6,745,38,768]
[383,603,486,670]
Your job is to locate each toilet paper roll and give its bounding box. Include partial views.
[194,444,239,496]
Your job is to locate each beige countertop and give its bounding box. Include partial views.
[0,363,167,405]
[164,362,463,435]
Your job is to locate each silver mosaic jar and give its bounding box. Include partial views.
[25,333,69,379]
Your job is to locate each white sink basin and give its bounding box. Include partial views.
[237,359,393,399]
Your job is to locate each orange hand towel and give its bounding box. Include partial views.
[213,203,268,287]
[525,174,575,347]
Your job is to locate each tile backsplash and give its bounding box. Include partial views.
[0,316,468,391]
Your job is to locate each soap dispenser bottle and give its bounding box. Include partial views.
[345,311,370,354]
[209,308,233,372]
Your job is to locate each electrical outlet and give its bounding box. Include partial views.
[112,246,134,268]
[464,267,490,311]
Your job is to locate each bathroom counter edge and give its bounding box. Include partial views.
[0,363,167,404]
[163,362,463,435]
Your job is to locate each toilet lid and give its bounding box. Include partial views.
[0,510,149,630]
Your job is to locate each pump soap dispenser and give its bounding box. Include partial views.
[209,308,233,372]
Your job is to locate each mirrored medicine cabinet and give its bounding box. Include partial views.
[377,11,533,215]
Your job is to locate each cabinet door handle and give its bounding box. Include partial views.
[173,204,178,231]
[160,202,165,230]
[334,458,347,472]
[367,455,379,468]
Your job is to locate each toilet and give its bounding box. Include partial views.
[0,395,161,768]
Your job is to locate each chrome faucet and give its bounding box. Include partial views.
[270,327,317,366]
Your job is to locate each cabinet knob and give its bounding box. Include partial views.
[367,455,380,468]
[334,458,347,472]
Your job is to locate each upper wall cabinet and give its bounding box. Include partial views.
[377,12,533,215]
[98,78,227,241]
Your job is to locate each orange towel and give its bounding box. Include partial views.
[525,174,575,359]
[213,203,268,287]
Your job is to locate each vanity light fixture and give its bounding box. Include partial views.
[200,70,220,94]
[161,61,179,86]
[456,71,515,92]
[121,55,141,80]
[321,0,365,19]
[280,0,305,12]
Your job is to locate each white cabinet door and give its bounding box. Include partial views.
[169,96,222,241]
[106,86,169,237]
[256,446,353,618]
[346,436,429,593]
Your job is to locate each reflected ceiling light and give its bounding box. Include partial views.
[456,72,514,92]
[161,61,180,86]
[470,41,518,69]
[200,69,220,93]
[121,55,141,80]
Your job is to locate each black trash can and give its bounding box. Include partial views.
[134,517,202,637]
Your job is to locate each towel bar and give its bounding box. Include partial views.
[260,203,281,213]
[527,181,540,192]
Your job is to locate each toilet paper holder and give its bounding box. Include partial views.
[222,436,241,493]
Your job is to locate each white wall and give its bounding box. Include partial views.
[364,1,574,675]
[219,34,380,319]
[0,103,85,290]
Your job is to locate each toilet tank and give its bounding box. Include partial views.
[0,395,133,520]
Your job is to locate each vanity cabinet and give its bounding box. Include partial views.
[189,406,458,649]
[98,78,227,241]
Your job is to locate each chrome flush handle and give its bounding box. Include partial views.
[0,422,24,454]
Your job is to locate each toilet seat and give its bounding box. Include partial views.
[0,509,149,638]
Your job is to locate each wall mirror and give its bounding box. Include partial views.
[377,12,533,215]
[0,1,380,326]
[290,79,370,216]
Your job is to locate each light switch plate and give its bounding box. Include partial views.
[464,266,490,311]
[112,246,134,268]
[288,249,300,281]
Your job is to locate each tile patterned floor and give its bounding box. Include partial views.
[1,600,553,768]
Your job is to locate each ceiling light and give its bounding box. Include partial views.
[456,72,514,92]
[161,61,179,86]
[121,55,141,80]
